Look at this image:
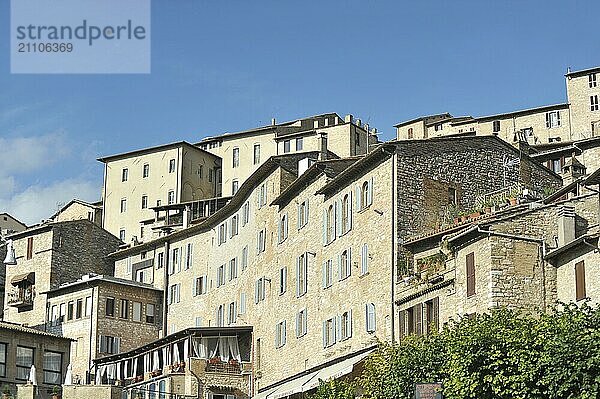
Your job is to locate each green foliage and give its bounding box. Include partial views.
[310,378,356,399]
[360,305,600,399]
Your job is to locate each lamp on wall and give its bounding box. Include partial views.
[2,239,16,265]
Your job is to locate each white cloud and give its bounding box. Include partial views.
[0,178,101,226]
[0,131,70,175]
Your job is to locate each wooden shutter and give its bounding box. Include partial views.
[466,252,475,297]
[414,303,423,336]
[575,261,586,301]
[399,310,406,340]
[433,297,439,332]
[26,237,33,260]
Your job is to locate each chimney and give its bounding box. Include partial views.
[364,123,369,132]
[313,120,319,129]
[561,156,586,185]
[334,116,340,125]
[324,118,329,127]
[557,205,575,246]
[319,133,328,161]
[344,114,353,123]
[271,118,277,126]
[355,118,362,127]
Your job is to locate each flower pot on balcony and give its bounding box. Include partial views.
[508,197,518,205]
[469,211,481,219]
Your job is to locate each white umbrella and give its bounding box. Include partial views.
[64,363,73,385]
[27,364,37,385]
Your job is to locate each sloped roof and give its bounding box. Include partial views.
[0,321,73,340]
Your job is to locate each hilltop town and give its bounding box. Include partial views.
[1,65,599,399]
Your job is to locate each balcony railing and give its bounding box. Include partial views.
[205,360,241,374]
[7,290,33,307]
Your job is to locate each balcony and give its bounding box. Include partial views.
[205,359,242,374]
[7,290,33,308]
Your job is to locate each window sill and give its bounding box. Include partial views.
[357,205,371,214]
[359,272,370,278]
[338,275,350,283]
[323,284,332,290]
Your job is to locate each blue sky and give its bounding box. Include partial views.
[0,0,598,225]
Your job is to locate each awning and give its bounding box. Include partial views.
[301,349,374,392]
[11,272,35,285]
[269,371,319,399]
[252,386,279,399]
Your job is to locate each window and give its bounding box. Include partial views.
[59,303,66,322]
[406,304,422,336]
[195,317,203,327]
[218,223,227,245]
[230,215,239,237]
[258,184,267,208]
[339,249,351,280]
[255,277,266,303]
[168,190,175,205]
[575,261,586,301]
[67,301,74,320]
[448,187,457,206]
[492,120,500,133]
[16,346,34,380]
[0,343,6,377]
[156,199,162,207]
[546,111,561,128]
[296,137,303,151]
[359,178,374,210]
[355,131,360,146]
[216,304,224,327]
[296,253,308,297]
[193,275,208,296]
[407,128,413,139]
[341,193,352,234]
[157,252,164,269]
[434,123,443,131]
[146,304,155,323]
[275,321,287,348]
[283,140,291,153]
[105,298,115,316]
[217,265,226,287]
[278,214,288,243]
[242,202,250,225]
[120,299,129,319]
[466,252,476,297]
[43,351,62,384]
[255,339,261,371]
[227,302,237,325]
[296,309,307,338]
[591,95,599,111]
[340,311,352,341]
[85,296,92,317]
[143,163,149,178]
[298,200,309,229]
[197,165,203,178]
[229,258,238,281]
[141,195,148,209]
[120,198,127,213]
[589,73,597,88]
[279,266,287,295]
[232,180,239,195]
[76,299,83,319]
[119,229,126,241]
[323,317,336,348]
[133,302,142,322]
[169,247,181,274]
[360,243,369,275]
[209,168,214,182]
[365,303,376,333]
[122,168,128,182]
[240,292,247,314]
[232,147,240,168]
[168,284,180,304]
[254,144,261,165]
[169,159,176,173]
[50,305,58,326]
[425,297,439,334]
[325,204,336,244]
[322,259,333,288]
[241,246,248,270]
[257,229,266,254]
[185,243,193,269]
[99,335,121,354]
[26,237,33,259]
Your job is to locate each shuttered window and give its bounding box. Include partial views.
[26,237,33,260]
[575,261,586,301]
[466,252,475,297]
[425,297,439,334]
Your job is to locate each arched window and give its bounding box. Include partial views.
[408,127,413,139]
[341,194,349,233]
[326,204,335,243]
[361,181,369,209]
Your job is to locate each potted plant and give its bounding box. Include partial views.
[458,210,468,223]
[51,385,61,399]
[2,385,11,399]
[469,208,481,219]
[483,200,492,214]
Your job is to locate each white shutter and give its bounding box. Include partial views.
[278,217,282,243]
[115,337,121,354]
[348,247,352,277]
[305,200,309,223]
[167,286,171,304]
[192,278,197,296]
[322,321,327,348]
[297,203,302,229]
[282,320,286,346]
[355,185,361,210]
[296,312,300,337]
[348,309,353,338]
[337,254,342,281]
[348,191,353,231]
[322,261,327,288]
[303,310,307,335]
[367,177,374,206]
[255,280,259,304]
[176,284,181,303]
[322,210,327,244]
[334,316,339,343]
[203,275,208,293]
[335,200,341,237]
[284,213,288,238]
[296,257,300,297]
[240,292,246,314]
[178,248,182,273]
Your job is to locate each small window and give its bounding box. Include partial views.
[122,168,128,182]
[589,73,597,88]
[85,296,92,317]
[16,346,34,380]
[339,249,351,280]
[0,343,7,378]
[228,258,238,281]
[218,223,227,245]
[341,194,351,234]
[142,163,149,178]
[322,259,333,288]
[434,123,443,131]
[194,275,208,296]
[275,320,287,348]
[279,266,287,295]
[255,277,266,303]
[197,165,203,178]
[340,310,352,341]
[168,190,175,205]
[365,303,376,333]
[141,195,148,209]
[76,299,83,319]
[253,144,261,165]
[575,261,586,301]
[296,137,303,151]
[185,243,193,269]
[278,214,288,243]
[120,299,129,319]
[105,298,115,317]
[359,178,374,210]
[233,147,240,168]
[355,131,360,146]
[169,159,176,173]
[323,317,336,347]
[407,128,413,139]
[326,204,335,244]
[67,301,74,320]
[257,229,266,254]
[43,351,63,385]
[283,140,291,153]
[546,111,561,128]
[448,187,457,206]
[492,120,500,133]
[360,243,369,275]
[298,200,309,229]
[133,302,142,322]
[231,215,239,237]
[227,302,237,325]
[466,252,476,297]
[242,202,250,225]
[296,309,307,338]
[232,180,239,195]
[169,284,180,304]
[241,246,249,270]
[120,198,127,213]
[146,303,155,323]
[591,95,599,111]
[296,253,308,297]
[217,265,226,287]
[26,237,33,260]
[157,252,164,269]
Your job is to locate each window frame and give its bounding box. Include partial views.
[142,163,149,178]
[16,345,35,381]
[232,147,240,168]
[42,350,63,385]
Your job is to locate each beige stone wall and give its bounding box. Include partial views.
[555,248,600,306]
[54,202,102,225]
[396,120,426,140]
[181,146,220,200]
[63,385,122,399]
[566,73,600,138]
[275,123,369,158]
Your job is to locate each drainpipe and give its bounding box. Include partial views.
[87,284,96,384]
[390,151,397,344]
[163,241,170,337]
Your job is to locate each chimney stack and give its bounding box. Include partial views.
[344,114,353,123]
[271,118,277,126]
[557,205,575,246]
[313,120,319,129]
[319,133,328,161]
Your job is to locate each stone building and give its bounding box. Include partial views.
[51,199,103,226]
[98,141,222,243]
[0,213,27,237]
[396,65,600,145]
[0,213,27,319]
[104,134,560,397]
[3,219,121,329]
[44,274,163,384]
[197,113,378,197]
[0,320,72,398]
